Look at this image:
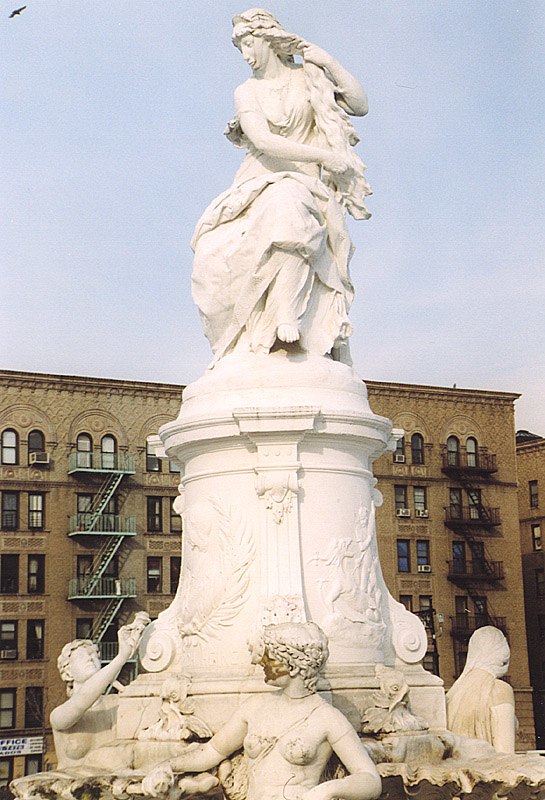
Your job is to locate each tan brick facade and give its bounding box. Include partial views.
[0,372,536,783]
[517,436,545,747]
[366,381,534,750]
[0,371,183,780]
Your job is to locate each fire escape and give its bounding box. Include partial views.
[441,445,508,642]
[67,449,137,662]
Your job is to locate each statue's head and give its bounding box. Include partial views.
[257,622,329,691]
[464,625,510,678]
[232,9,301,63]
[58,639,101,696]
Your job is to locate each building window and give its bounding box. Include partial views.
[0,756,13,787]
[466,437,478,467]
[397,540,410,573]
[1,430,18,465]
[411,433,424,465]
[76,618,93,639]
[394,485,408,512]
[27,555,45,594]
[467,488,481,520]
[146,440,161,472]
[147,497,163,532]
[0,555,19,594]
[453,640,469,677]
[446,435,460,467]
[27,430,45,464]
[455,595,469,625]
[0,621,17,659]
[77,555,93,580]
[1,492,19,530]
[532,524,542,552]
[25,755,42,776]
[399,594,412,611]
[147,557,162,593]
[393,436,405,462]
[473,596,488,625]
[170,556,181,594]
[76,433,93,468]
[536,568,545,598]
[530,480,539,509]
[0,689,16,729]
[416,540,430,568]
[170,498,182,533]
[449,488,462,519]
[413,486,427,514]
[26,620,44,660]
[452,541,466,574]
[28,493,45,530]
[169,459,181,473]
[101,435,117,469]
[24,686,43,729]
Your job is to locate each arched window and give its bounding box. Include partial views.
[1,429,18,465]
[28,430,45,464]
[101,435,117,470]
[411,433,425,465]
[76,433,93,468]
[446,435,460,467]
[393,436,405,463]
[466,437,478,468]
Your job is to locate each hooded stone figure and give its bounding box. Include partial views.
[446,625,516,753]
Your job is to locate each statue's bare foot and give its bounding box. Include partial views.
[277,323,300,343]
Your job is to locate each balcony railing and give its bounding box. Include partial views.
[447,560,504,582]
[68,576,137,599]
[445,505,501,529]
[68,514,137,535]
[68,451,136,474]
[441,446,497,475]
[450,614,508,638]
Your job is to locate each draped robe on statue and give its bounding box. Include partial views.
[191,75,355,365]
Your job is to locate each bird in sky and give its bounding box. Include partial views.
[9,5,27,17]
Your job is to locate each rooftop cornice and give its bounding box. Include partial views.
[365,379,520,403]
[0,369,185,396]
[516,439,545,454]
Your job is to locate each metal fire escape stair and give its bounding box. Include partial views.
[445,457,506,636]
[67,451,137,658]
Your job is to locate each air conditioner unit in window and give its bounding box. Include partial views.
[394,454,406,463]
[0,649,17,659]
[396,508,411,517]
[417,565,432,573]
[415,509,429,518]
[29,452,50,466]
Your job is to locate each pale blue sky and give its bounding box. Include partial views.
[2,1,544,432]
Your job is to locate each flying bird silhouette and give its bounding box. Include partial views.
[9,5,27,17]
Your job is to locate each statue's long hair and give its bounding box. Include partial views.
[231,9,371,219]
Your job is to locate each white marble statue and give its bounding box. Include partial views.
[142,622,382,800]
[191,8,371,366]
[446,626,516,753]
[50,612,150,771]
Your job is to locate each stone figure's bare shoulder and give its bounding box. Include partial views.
[234,79,259,113]
[314,698,356,742]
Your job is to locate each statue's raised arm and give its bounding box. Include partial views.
[191,9,371,367]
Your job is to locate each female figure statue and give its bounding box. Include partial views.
[446,625,516,753]
[50,612,150,771]
[192,9,371,365]
[143,622,381,800]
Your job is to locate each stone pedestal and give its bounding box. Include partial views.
[132,350,445,732]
